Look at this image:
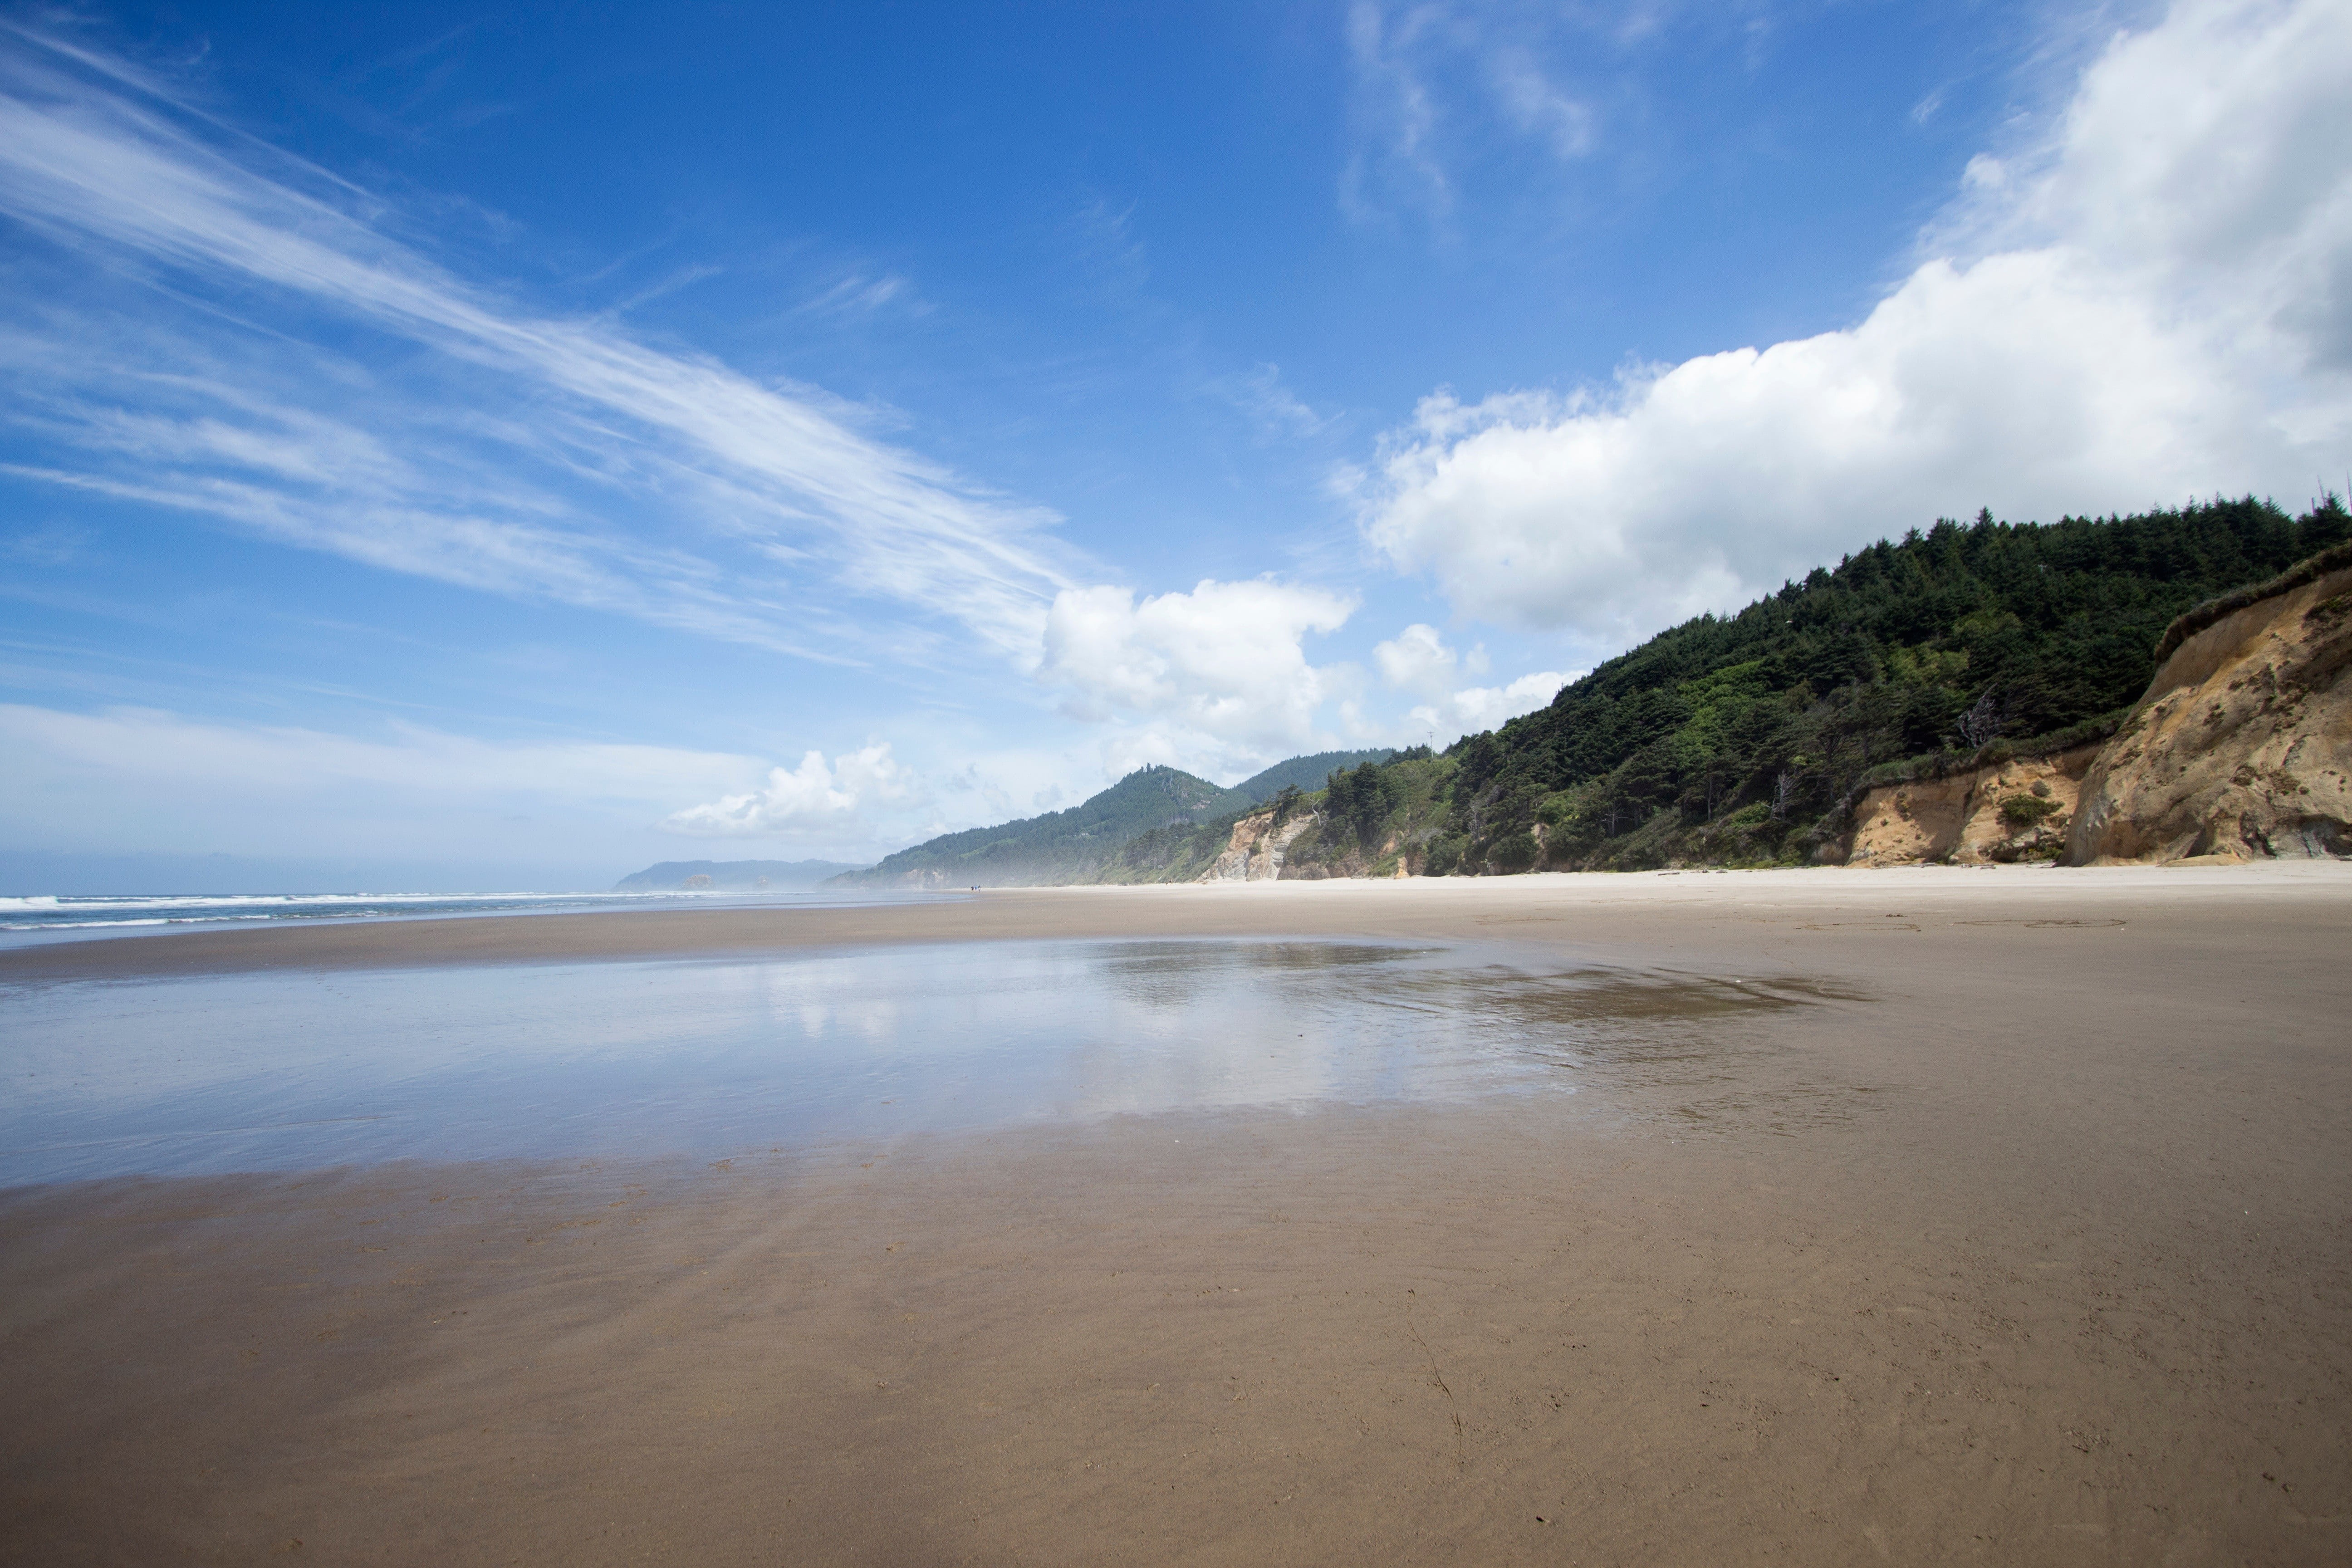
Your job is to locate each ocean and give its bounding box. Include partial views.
[0,887,895,946]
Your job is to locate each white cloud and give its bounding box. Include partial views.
[1426,670,1569,735]
[1341,1,1606,228]
[1372,621,1461,694]
[1490,48,1596,161]
[1343,3,1452,223]
[0,28,1076,663]
[1358,0,2352,647]
[1220,362,1332,442]
[1372,622,1568,745]
[797,270,922,320]
[660,744,916,838]
[1036,578,1359,778]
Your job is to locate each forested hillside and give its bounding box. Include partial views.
[1409,496,2347,872]
[1078,496,2349,882]
[1446,498,2350,870]
[1227,750,1393,800]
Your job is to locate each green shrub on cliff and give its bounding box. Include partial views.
[1275,749,1453,877]
[1999,794,2061,829]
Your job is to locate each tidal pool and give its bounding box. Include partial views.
[0,938,1824,1186]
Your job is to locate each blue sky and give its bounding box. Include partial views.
[2,0,2347,887]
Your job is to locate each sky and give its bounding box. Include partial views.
[1,0,2347,889]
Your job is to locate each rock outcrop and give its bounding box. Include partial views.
[1198,809,1316,882]
[1844,745,2102,867]
[2065,559,2352,863]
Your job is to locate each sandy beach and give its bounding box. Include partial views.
[4,864,2348,1564]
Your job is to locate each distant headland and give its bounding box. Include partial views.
[612,859,867,892]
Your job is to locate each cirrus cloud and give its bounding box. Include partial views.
[0,24,1078,667]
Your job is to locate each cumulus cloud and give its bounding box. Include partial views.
[1035,578,1358,777]
[1025,593,1571,781]
[1372,621,1469,693]
[1372,622,1568,744]
[660,744,916,838]
[1439,670,1570,732]
[1357,0,2352,647]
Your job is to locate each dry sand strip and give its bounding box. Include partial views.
[2,864,2349,1565]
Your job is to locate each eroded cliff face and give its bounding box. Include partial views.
[1844,745,2102,867]
[2064,566,2352,863]
[1198,810,1317,882]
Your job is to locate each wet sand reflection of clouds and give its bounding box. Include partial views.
[0,940,1863,1186]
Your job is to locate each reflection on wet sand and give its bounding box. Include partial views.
[1,939,1846,1186]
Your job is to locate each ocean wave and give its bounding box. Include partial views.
[0,916,249,931]
[1,891,606,912]
[0,885,849,937]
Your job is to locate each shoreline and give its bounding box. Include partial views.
[3,860,2345,982]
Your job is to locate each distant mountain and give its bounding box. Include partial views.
[1228,749,1393,803]
[613,858,866,892]
[833,764,1251,887]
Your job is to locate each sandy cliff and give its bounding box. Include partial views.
[1844,745,2102,867]
[1198,809,1317,882]
[1833,549,2352,869]
[2064,558,2352,863]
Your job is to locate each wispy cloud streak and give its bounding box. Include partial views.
[0,27,1077,662]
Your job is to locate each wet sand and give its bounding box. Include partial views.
[4,865,2349,1563]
